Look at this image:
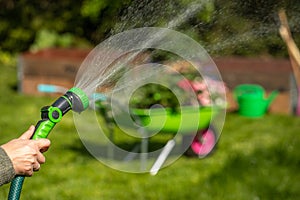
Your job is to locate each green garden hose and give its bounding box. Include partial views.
[8,87,89,200]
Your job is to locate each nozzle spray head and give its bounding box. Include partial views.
[67,87,89,113]
[51,87,89,115]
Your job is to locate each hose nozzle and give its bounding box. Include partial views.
[32,87,89,139]
[8,87,89,200]
[66,87,89,113]
[51,87,89,114]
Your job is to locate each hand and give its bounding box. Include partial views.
[1,125,51,176]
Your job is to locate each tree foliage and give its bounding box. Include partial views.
[0,0,299,57]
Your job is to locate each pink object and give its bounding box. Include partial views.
[191,81,207,91]
[177,76,227,107]
[191,129,216,156]
[197,91,211,106]
[177,79,193,91]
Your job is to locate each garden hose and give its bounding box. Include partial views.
[8,87,89,200]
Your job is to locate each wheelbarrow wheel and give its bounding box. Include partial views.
[185,126,217,157]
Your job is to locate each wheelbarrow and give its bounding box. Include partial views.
[113,105,219,175]
[131,106,218,156]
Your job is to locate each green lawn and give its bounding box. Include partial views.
[0,64,299,199]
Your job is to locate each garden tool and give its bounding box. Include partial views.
[8,87,89,200]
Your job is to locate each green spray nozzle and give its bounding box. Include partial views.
[68,87,89,113]
[32,87,89,139]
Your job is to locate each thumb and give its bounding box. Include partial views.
[19,125,35,139]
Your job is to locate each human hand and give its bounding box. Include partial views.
[1,125,51,176]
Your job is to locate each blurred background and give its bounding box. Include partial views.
[0,0,299,55]
[0,0,299,199]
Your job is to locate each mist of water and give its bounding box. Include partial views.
[75,0,210,97]
[72,0,291,173]
[73,0,299,103]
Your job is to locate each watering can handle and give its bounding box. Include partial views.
[266,90,279,107]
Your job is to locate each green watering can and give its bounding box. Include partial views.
[233,84,278,117]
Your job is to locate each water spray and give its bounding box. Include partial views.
[7,87,89,200]
[6,26,226,198]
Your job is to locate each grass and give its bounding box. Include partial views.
[0,63,299,199]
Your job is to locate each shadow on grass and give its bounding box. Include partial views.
[65,137,176,161]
